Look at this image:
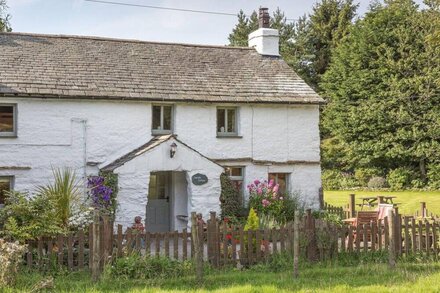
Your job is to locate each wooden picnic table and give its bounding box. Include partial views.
[358,196,397,209]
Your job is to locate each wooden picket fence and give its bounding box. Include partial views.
[24,210,440,272]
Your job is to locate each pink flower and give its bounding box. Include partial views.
[268,179,274,188]
[262,199,270,207]
[254,179,260,185]
[257,187,262,195]
[273,184,279,194]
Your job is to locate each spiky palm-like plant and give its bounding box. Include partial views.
[37,168,81,228]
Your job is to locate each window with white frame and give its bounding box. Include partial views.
[217,107,238,136]
[152,105,173,135]
[268,173,289,195]
[0,104,17,137]
[0,176,13,207]
[225,166,245,205]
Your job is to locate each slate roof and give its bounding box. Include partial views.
[0,32,324,104]
[101,134,222,171]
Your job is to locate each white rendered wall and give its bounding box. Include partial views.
[0,97,322,224]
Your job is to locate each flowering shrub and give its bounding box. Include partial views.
[87,176,114,214]
[248,179,299,227]
[68,205,94,230]
[0,239,27,286]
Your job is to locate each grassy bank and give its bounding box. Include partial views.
[3,262,440,292]
[324,190,440,215]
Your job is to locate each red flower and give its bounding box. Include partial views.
[226,234,232,240]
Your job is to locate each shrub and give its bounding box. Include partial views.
[321,170,343,190]
[367,176,387,189]
[387,168,414,190]
[0,191,64,242]
[108,254,193,280]
[339,173,359,189]
[0,239,27,286]
[244,208,259,231]
[220,173,241,219]
[427,163,440,190]
[354,168,381,187]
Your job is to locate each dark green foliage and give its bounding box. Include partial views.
[387,167,415,190]
[367,176,387,189]
[0,0,11,32]
[228,10,258,47]
[108,254,194,280]
[322,0,440,189]
[219,173,241,219]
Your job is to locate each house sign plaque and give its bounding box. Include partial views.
[191,173,208,185]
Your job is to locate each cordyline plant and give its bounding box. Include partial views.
[87,176,113,215]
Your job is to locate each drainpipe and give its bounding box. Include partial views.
[72,118,88,196]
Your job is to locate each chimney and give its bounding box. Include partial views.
[248,7,279,56]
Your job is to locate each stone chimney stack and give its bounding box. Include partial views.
[248,7,279,56]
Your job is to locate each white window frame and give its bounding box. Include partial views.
[217,107,239,137]
[0,176,14,208]
[151,104,174,135]
[0,104,17,138]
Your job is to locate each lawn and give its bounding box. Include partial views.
[324,190,440,215]
[4,262,440,292]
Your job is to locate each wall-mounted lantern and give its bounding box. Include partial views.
[170,142,177,158]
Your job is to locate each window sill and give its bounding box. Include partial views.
[152,131,173,136]
[0,134,17,138]
[216,134,242,139]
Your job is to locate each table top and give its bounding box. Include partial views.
[359,196,396,200]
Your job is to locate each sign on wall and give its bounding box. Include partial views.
[191,173,208,185]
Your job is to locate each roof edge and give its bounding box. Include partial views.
[0,32,253,51]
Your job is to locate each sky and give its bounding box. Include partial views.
[6,0,425,45]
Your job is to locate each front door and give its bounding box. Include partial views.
[146,172,170,232]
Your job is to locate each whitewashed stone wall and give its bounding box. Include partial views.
[0,97,322,226]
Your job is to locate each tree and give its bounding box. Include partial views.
[228,10,258,47]
[0,0,11,32]
[322,0,440,186]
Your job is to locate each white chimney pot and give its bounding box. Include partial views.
[248,28,280,56]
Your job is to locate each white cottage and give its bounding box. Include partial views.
[0,10,324,231]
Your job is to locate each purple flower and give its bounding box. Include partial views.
[254,179,260,185]
[268,179,274,188]
[257,187,262,195]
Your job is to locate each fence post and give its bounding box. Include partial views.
[293,212,300,278]
[420,202,426,218]
[306,209,317,262]
[388,209,396,269]
[191,212,203,283]
[349,194,356,218]
[378,196,384,204]
[91,210,101,281]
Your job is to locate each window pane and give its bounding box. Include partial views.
[217,109,225,133]
[148,174,157,200]
[230,167,242,177]
[163,106,172,130]
[227,109,236,133]
[0,178,11,205]
[269,173,288,195]
[0,106,14,132]
[152,106,161,130]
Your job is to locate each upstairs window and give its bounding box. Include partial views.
[217,107,238,136]
[225,166,244,206]
[0,176,13,207]
[152,105,173,135]
[0,104,17,137]
[268,173,289,195]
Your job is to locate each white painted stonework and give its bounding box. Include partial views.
[0,98,322,230]
[248,28,280,56]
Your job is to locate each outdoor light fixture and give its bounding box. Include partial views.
[170,142,177,158]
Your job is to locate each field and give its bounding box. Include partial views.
[4,262,440,292]
[324,190,440,215]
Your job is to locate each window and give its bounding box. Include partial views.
[152,105,173,135]
[217,107,238,136]
[268,173,289,195]
[148,172,168,200]
[0,104,17,137]
[225,167,245,205]
[0,176,13,207]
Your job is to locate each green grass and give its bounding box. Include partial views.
[4,262,440,292]
[324,190,440,215]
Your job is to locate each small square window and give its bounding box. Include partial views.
[225,167,245,206]
[0,104,17,137]
[152,105,173,135]
[217,107,238,136]
[0,176,14,207]
[268,173,289,195]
